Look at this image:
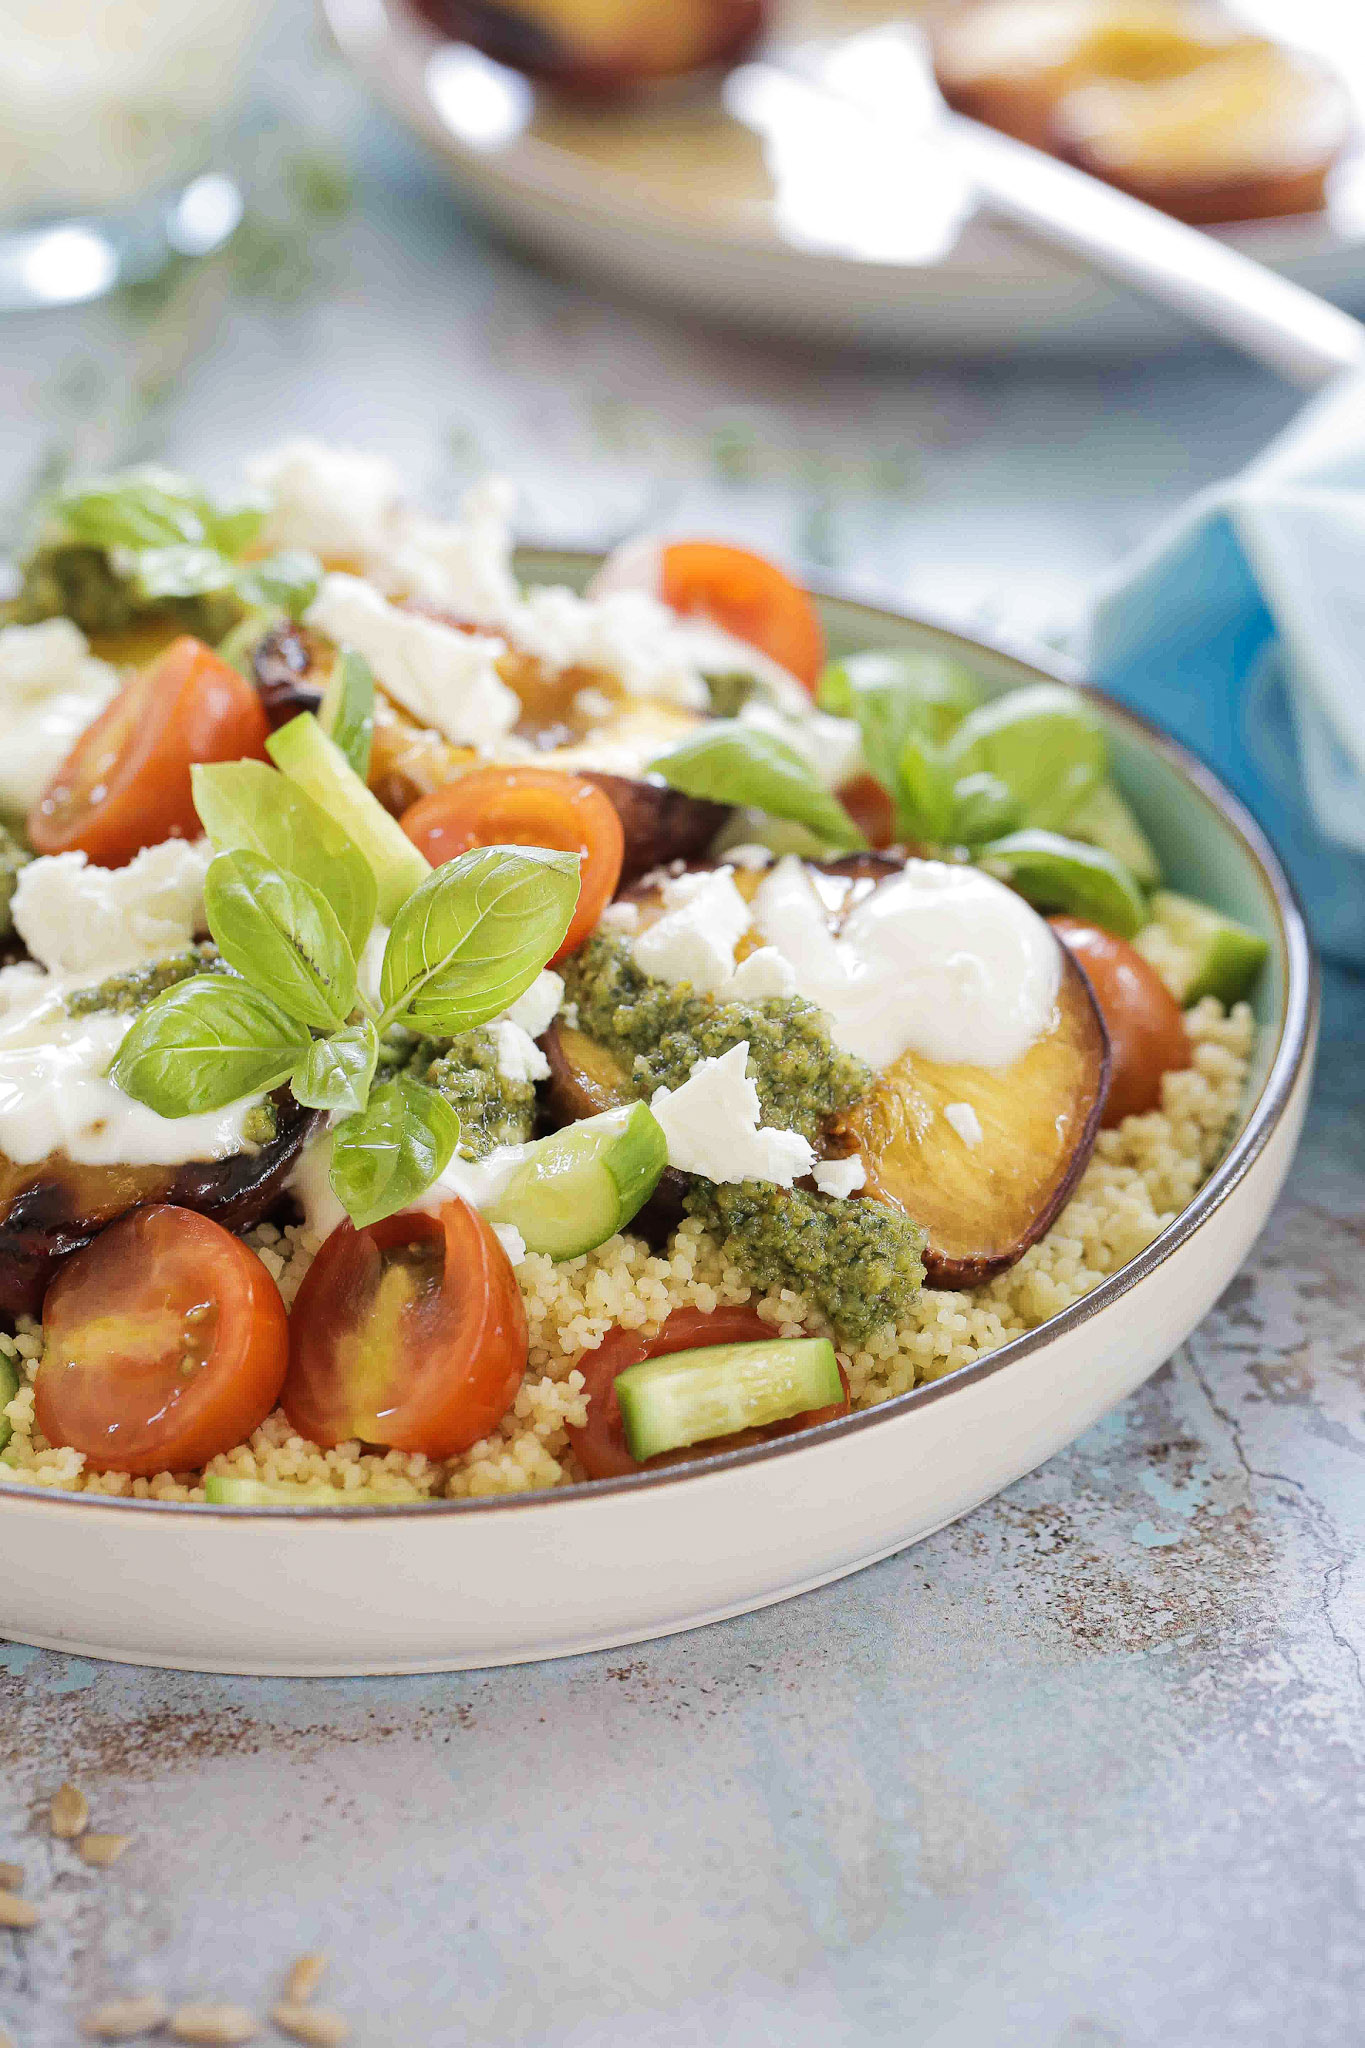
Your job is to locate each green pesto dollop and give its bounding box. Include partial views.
[685,1181,927,1345]
[561,933,872,1145]
[381,1027,536,1161]
[65,943,226,1018]
[12,543,245,644]
[241,1100,280,1147]
[703,670,762,719]
[0,824,31,943]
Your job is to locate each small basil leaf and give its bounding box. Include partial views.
[819,648,983,805]
[110,979,311,1116]
[897,733,956,843]
[192,760,377,961]
[978,829,1147,940]
[320,648,375,783]
[648,727,866,852]
[236,548,322,617]
[204,849,357,1032]
[53,466,210,551]
[205,490,268,557]
[292,1019,379,1116]
[131,544,238,605]
[329,1076,461,1229]
[381,845,580,1035]
[949,771,1019,845]
[948,684,1106,832]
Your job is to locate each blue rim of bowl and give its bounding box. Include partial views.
[0,572,1318,1521]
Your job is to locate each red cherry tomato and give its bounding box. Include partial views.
[400,766,619,964]
[28,636,270,866]
[36,1207,289,1478]
[660,541,826,693]
[282,1200,527,1457]
[567,1304,850,1482]
[1051,916,1192,1125]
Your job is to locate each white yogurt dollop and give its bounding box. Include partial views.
[752,856,1061,1071]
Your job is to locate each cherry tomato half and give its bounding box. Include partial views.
[36,1206,290,1478]
[567,1305,850,1482]
[401,765,621,964]
[1051,916,1192,1126]
[28,636,270,866]
[282,1200,527,1457]
[660,541,826,693]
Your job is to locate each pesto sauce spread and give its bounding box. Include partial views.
[13,544,245,644]
[685,1181,927,1345]
[65,943,226,1017]
[381,1028,536,1161]
[562,933,872,1146]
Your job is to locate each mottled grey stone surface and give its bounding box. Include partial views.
[2,10,1362,2041]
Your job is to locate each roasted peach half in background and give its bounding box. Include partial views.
[932,0,1350,224]
[411,0,771,91]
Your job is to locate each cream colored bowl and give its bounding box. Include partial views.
[0,573,1316,1675]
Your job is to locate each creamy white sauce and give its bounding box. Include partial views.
[0,968,260,1169]
[752,856,1061,1071]
[0,621,118,817]
[288,1125,535,1243]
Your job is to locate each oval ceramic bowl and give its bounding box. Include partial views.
[0,564,1317,1675]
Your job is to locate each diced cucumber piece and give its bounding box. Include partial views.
[0,1348,20,1454]
[204,1476,356,1507]
[1067,781,1162,888]
[267,711,428,921]
[615,1336,843,1462]
[487,1103,667,1261]
[1148,891,1269,1004]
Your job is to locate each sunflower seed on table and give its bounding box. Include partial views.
[50,1780,90,1838]
[282,1956,327,2005]
[0,1890,38,1928]
[270,2006,350,2047]
[81,1991,171,2039]
[169,2005,258,2044]
[79,1832,133,1868]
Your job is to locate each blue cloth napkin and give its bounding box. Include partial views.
[1089,373,1365,966]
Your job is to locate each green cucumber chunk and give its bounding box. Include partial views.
[1067,782,1162,888]
[1148,890,1269,1004]
[615,1336,843,1462]
[487,1102,667,1261]
[0,1348,20,1453]
[267,711,428,921]
[205,1476,363,1507]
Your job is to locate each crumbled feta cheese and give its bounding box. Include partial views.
[631,866,751,995]
[506,586,709,712]
[944,1101,984,1147]
[739,699,864,792]
[599,900,641,935]
[489,1020,550,1087]
[813,1155,867,1199]
[12,838,212,979]
[371,476,521,624]
[247,438,405,563]
[726,946,797,1001]
[0,619,118,815]
[501,969,563,1042]
[724,844,776,872]
[306,574,518,748]
[649,1042,814,1188]
[492,1221,527,1266]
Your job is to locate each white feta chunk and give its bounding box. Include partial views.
[726,946,796,1001]
[813,1155,867,1199]
[649,1042,814,1188]
[12,838,212,980]
[944,1101,984,1148]
[492,1221,527,1266]
[372,476,521,624]
[724,843,776,872]
[247,438,405,562]
[501,968,563,1042]
[507,585,709,711]
[306,573,518,748]
[489,1020,550,1087]
[630,866,752,995]
[0,620,119,816]
[598,900,640,934]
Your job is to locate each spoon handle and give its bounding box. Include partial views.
[950,115,1365,390]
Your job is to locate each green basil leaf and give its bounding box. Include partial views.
[329,1076,461,1229]
[381,845,580,1035]
[53,467,211,551]
[205,490,268,557]
[819,648,982,805]
[977,829,1147,940]
[320,648,375,783]
[292,1019,378,1116]
[648,727,866,852]
[192,760,377,961]
[236,548,322,616]
[131,544,238,605]
[948,684,1106,831]
[109,978,311,1116]
[897,733,956,842]
[949,770,1019,846]
[204,849,357,1032]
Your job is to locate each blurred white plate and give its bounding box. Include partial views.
[325,0,1365,355]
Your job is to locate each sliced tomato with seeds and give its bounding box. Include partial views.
[36,1206,289,1478]
[282,1200,527,1458]
[28,635,270,866]
[401,765,619,963]
[567,1305,850,1482]
[1051,916,1192,1125]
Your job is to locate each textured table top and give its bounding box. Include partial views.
[2,10,1363,2044]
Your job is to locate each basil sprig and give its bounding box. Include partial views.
[648,726,867,853]
[111,761,581,1228]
